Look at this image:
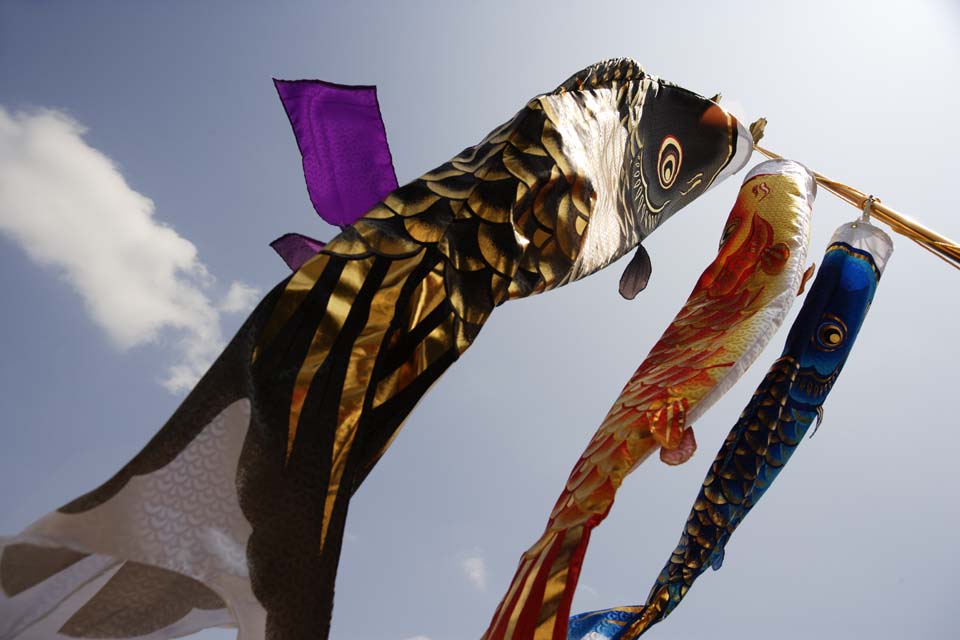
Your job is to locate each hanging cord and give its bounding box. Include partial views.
[749,118,960,271]
[860,195,876,224]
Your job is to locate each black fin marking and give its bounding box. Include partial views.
[619,244,652,300]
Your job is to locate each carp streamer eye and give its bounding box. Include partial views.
[719,217,740,250]
[657,135,682,190]
[815,314,847,351]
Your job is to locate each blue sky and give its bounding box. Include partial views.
[2,2,959,639]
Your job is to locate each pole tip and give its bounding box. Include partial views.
[749,117,768,146]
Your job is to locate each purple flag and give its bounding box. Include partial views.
[273,79,398,226]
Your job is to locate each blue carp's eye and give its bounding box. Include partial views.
[814,314,847,351]
[657,136,682,190]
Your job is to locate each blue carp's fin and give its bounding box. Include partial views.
[810,405,825,438]
[619,244,652,300]
[710,546,725,571]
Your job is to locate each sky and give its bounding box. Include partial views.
[1,1,959,639]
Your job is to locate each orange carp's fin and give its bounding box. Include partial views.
[797,263,816,295]
[659,427,697,465]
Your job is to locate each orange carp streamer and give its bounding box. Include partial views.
[482,158,816,640]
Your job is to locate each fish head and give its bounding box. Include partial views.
[697,159,815,298]
[786,222,893,401]
[625,84,754,237]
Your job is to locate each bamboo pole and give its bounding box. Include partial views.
[748,120,960,271]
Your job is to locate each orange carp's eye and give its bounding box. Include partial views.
[814,314,847,351]
[657,136,682,190]
[719,217,740,249]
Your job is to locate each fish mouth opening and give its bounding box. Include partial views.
[709,116,754,190]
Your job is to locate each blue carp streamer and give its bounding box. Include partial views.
[568,220,893,640]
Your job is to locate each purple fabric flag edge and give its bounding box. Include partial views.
[273,78,399,227]
[270,233,327,272]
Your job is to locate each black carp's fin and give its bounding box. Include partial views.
[619,244,653,300]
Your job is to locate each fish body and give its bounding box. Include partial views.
[483,159,815,640]
[0,59,751,640]
[568,220,893,639]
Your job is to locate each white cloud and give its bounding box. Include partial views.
[0,106,258,392]
[460,548,487,591]
[219,281,259,314]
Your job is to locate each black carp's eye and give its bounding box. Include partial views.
[657,136,683,190]
[632,84,750,225]
[814,314,847,351]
